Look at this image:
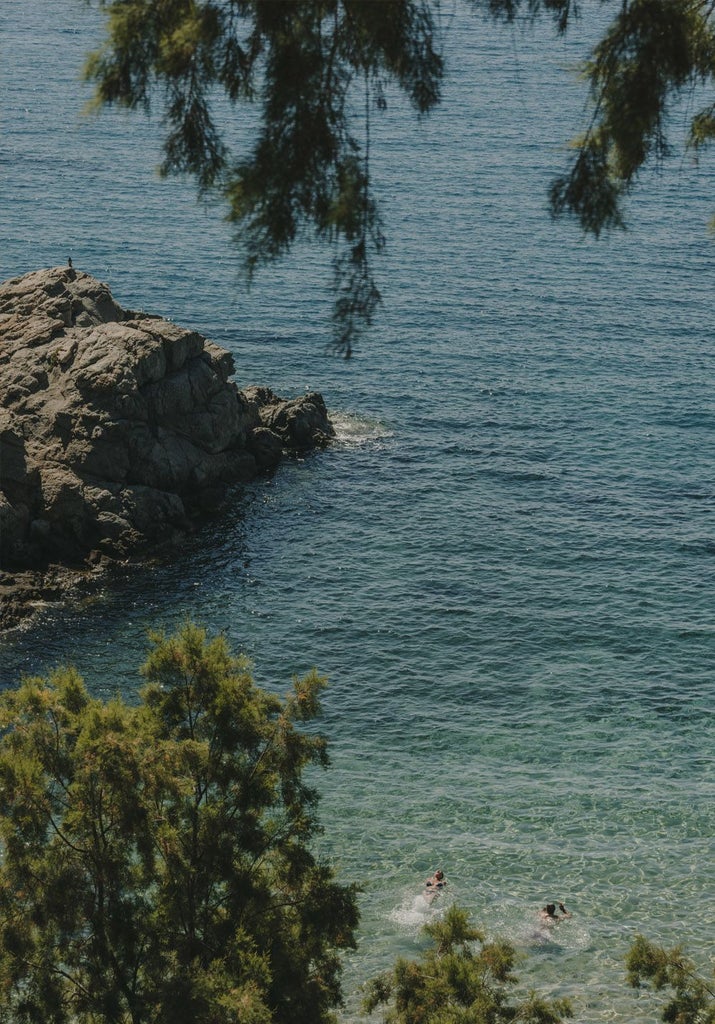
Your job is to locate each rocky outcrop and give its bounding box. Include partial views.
[0,267,334,617]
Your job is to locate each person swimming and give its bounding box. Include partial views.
[425,869,446,889]
[539,901,570,924]
[423,869,447,902]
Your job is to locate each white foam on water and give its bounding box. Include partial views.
[388,887,450,934]
[330,411,394,448]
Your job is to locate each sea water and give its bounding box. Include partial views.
[2,3,714,1021]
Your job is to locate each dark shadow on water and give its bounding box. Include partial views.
[0,478,267,692]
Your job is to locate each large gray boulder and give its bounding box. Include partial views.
[0,266,334,578]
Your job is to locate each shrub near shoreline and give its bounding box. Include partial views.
[0,621,358,1024]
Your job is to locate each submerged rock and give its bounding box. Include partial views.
[0,266,334,623]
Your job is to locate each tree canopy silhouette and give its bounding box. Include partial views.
[85,1,715,352]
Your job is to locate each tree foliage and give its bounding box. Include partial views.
[0,621,358,1024]
[548,0,715,236]
[626,935,715,1024]
[85,0,445,355]
[0,623,711,1024]
[362,903,573,1024]
[83,1,715,351]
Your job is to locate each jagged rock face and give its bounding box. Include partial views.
[0,267,334,571]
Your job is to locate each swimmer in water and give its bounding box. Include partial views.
[539,901,570,923]
[425,869,446,889]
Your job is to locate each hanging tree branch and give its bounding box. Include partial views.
[85,0,715,349]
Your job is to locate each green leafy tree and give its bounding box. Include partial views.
[626,935,715,1024]
[85,0,445,355]
[0,621,358,1024]
[83,1,715,352]
[362,903,572,1024]
[547,0,715,236]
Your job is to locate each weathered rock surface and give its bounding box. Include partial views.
[0,266,334,623]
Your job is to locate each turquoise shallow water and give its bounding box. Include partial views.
[2,3,714,1021]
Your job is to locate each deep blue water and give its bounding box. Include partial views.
[2,3,714,1021]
